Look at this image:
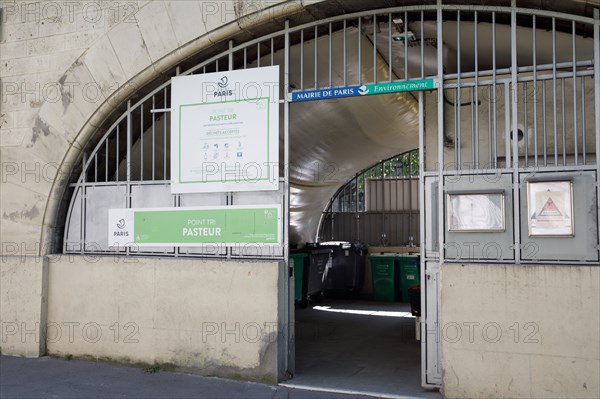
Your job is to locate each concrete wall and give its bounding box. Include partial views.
[0,256,48,357]
[0,0,311,255]
[441,263,600,399]
[0,0,311,362]
[46,255,286,383]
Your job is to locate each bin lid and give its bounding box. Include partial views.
[290,252,309,258]
[368,254,398,259]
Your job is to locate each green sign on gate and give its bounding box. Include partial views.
[108,205,281,247]
[362,79,435,95]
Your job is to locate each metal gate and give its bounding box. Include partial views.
[62,1,600,389]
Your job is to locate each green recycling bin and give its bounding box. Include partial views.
[369,255,397,302]
[397,255,420,302]
[291,252,308,302]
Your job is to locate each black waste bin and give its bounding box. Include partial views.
[321,242,367,298]
[302,248,331,304]
[408,285,421,317]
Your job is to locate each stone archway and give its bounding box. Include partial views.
[29,1,314,255]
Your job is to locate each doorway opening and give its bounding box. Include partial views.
[283,90,436,397]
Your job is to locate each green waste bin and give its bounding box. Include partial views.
[397,255,420,302]
[369,255,397,302]
[291,252,308,302]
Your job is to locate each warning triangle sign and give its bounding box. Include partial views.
[538,197,562,217]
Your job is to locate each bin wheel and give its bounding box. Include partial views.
[299,299,309,308]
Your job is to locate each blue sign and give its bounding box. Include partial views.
[291,86,363,102]
[290,79,436,102]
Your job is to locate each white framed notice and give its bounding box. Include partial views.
[171,66,279,193]
[447,191,506,232]
[526,180,574,237]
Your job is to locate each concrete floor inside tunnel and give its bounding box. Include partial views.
[286,299,441,399]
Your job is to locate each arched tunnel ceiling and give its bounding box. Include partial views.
[287,27,422,244]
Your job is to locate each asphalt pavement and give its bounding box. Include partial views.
[0,355,384,399]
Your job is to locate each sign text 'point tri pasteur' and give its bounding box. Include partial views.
[170,66,280,194]
[108,205,282,247]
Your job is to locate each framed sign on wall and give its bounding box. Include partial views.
[446,190,506,232]
[170,66,280,194]
[526,180,574,237]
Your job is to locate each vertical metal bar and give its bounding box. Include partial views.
[140,103,144,180]
[505,83,511,173]
[581,76,586,164]
[216,58,219,72]
[373,15,377,83]
[314,25,318,88]
[271,37,274,66]
[388,167,392,231]
[105,137,108,182]
[492,12,498,166]
[355,178,360,242]
[404,11,408,80]
[358,18,362,85]
[355,177,358,214]
[542,81,548,166]
[330,213,334,241]
[283,21,292,372]
[152,95,156,181]
[561,78,567,166]
[116,125,120,182]
[408,162,412,238]
[572,21,579,165]
[300,30,304,89]
[510,1,520,263]
[229,40,234,70]
[381,161,385,242]
[454,88,459,165]
[532,15,538,167]
[126,100,132,182]
[388,13,392,82]
[524,82,528,166]
[343,20,347,86]
[94,154,98,183]
[594,9,600,252]
[488,84,492,166]
[329,22,333,86]
[457,10,461,168]
[284,18,291,285]
[229,32,234,208]
[474,11,479,167]
[244,47,247,69]
[420,11,424,79]
[471,87,475,165]
[437,2,444,263]
[552,17,558,166]
[163,87,167,179]
[258,42,261,67]
[80,184,86,254]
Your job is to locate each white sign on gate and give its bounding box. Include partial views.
[171,66,280,193]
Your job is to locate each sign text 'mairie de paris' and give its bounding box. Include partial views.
[291,78,436,102]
